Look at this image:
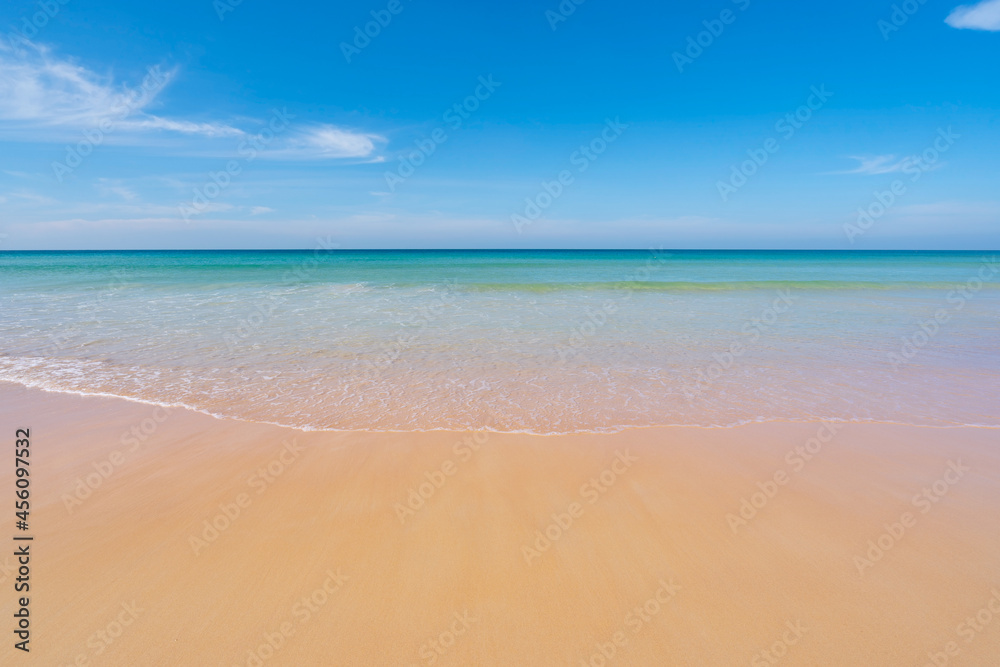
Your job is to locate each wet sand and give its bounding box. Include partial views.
[1,382,998,666]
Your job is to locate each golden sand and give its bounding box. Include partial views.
[1,383,998,665]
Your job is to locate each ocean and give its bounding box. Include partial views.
[1,250,997,433]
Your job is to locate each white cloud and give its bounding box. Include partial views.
[0,41,385,161]
[0,40,166,126]
[894,201,1000,217]
[0,40,242,138]
[265,125,384,160]
[302,126,379,157]
[946,0,1000,30]
[829,154,948,176]
[95,179,138,201]
[2,189,54,205]
[118,116,244,138]
[249,206,273,215]
[831,155,908,175]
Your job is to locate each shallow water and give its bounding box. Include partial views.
[1,250,997,432]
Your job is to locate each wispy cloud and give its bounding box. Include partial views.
[117,116,244,138]
[1,189,55,205]
[95,179,138,201]
[830,155,910,175]
[0,40,385,160]
[0,40,241,138]
[1,40,169,127]
[0,41,130,125]
[894,201,1000,217]
[946,0,1000,30]
[265,125,385,160]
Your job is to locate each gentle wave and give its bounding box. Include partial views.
[2,353,998,434]
[454,280,993,293]
[3,375,998,434]
[3,250,998,433]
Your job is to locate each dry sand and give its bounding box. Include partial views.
[1,382,999,665]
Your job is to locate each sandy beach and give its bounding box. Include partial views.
[2,0,998,658]
[0,382,996,665]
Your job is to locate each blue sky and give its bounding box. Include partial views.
[0,0,997,249]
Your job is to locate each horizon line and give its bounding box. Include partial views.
[1,248,997,253]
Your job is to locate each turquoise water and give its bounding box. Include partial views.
[1,250,997,432]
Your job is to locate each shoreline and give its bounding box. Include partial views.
[2,382,999,664]
[2,378,997,435]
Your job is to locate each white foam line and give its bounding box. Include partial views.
[1,377,996,436]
